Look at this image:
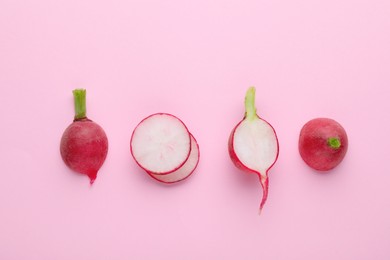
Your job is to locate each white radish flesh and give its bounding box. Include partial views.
[233,119,278,175]
[148,134,199,183]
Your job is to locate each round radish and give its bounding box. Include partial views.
[130,113,191,175]
[148,134,199,184]
[60,89,108,184]
[228,87,279,213]
[299,118,348,171]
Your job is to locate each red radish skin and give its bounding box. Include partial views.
[60,89,108,184]
[228,87,279,213]
[299,118,348,171]
[130,113,191,175]
[148,134,199,184]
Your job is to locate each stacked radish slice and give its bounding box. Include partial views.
[130,113,199,184]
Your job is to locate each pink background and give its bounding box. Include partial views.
[1,0,389,259]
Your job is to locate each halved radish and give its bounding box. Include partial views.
[148,134,199,183]
[228,87,279,213]
[130,113,191,175]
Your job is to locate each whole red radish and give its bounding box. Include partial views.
[228,87,279,213]
[299,118,348,171]
[60,89,108,184]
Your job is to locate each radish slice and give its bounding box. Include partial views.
[130,113,191,175]
[228,87,279,213]
[148,134,199,184]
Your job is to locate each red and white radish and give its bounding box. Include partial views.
[148,134,199,184]
[228,87,279,212]
[60,89,108,184]
[130,113,199,183]
[299,118,348,171]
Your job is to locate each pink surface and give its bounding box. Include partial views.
[1,0,389,259]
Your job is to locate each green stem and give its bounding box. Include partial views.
[327,137,341,149]
[245,86,257,121]
[73,89,87,120]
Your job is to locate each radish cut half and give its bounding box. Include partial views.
[228,87,279,213]
[130,113,191,174]
[148,134,199,183]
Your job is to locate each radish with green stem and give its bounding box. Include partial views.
[228,87,279,213]
[60,89,108,184]
[299,118,348,171]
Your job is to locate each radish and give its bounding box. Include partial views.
[148,134,199,184]
[130,113,199,183]
[299,118,348,171]
[228,87,279,212]
[60,89,108,184]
